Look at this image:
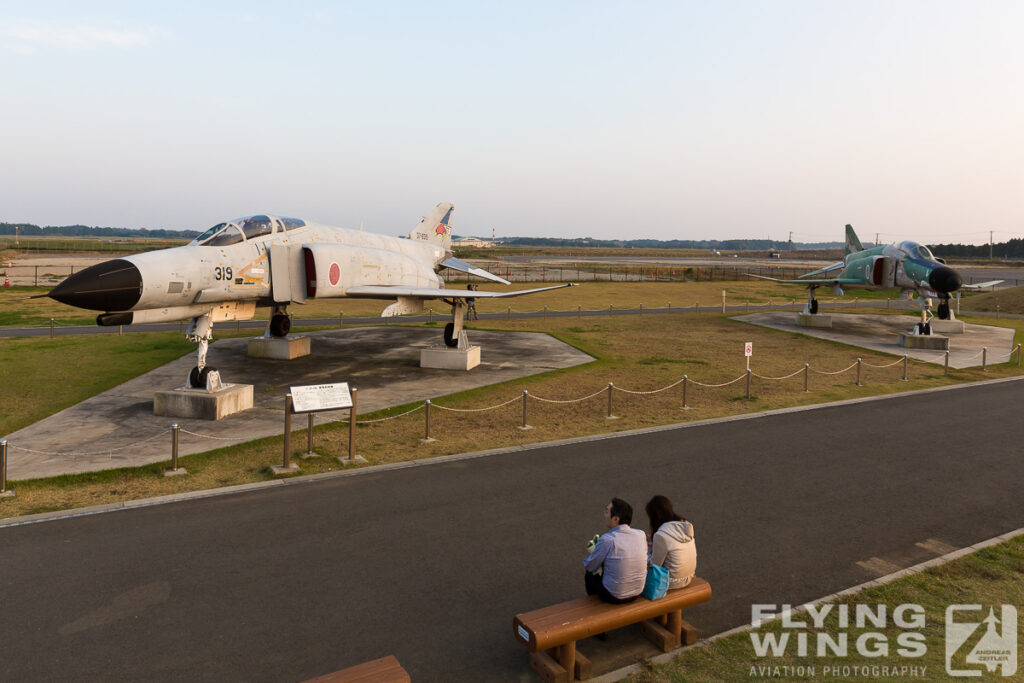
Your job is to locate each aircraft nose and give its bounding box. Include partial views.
[928,265,962,294]
[47,259,143,311]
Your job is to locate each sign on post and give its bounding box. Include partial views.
[744,342,753,370]
[289,382,353,413]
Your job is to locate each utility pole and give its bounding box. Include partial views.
[875,233,879,247]
[788,231,793,251]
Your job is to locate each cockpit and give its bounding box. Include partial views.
[898,241,935,262]
[190,215,307,247]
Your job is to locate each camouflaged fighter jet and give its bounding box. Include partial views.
[47,202,574,387]
[749,225,1001,335]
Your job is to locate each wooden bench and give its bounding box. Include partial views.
[303,655,411,683]
[512,577,711,682]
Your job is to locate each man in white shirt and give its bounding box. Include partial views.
[583,497,648,603]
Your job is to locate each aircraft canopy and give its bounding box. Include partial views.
[189,215,307,246]
[898,241,935,261]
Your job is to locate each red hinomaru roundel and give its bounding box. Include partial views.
[329,263,341,286]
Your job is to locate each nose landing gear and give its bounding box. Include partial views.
[186,312,218,388]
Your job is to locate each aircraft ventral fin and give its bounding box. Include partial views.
[343,283,576,299]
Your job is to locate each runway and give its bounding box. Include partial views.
[1,378,1022,681]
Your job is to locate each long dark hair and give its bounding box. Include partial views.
[646,495,684,535]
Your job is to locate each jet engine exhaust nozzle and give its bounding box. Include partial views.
[47,259,143,312]
[928,265,962,294]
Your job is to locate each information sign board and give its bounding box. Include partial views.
[290,382,352,413]
[744,342,753,357]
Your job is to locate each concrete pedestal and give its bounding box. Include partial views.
[154,384,254,420]
[796,313,832,328]
[898,333,949,350]
[248,336,311,360]
[930,319,965,334]
[420,345,481,370]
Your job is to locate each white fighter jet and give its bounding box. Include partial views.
[47,203,574,387]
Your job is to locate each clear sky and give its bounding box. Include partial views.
[2,1,1021,244]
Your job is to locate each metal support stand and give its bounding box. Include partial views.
[0,440,14,498]
[338,388,366,465]
[301,413,319,458]
[517,390,532,430]
[272,394,300,475]
[421,400,436,443]
[606,383,618,419]
[164,424,187,476]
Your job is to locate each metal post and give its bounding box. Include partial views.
[50,318,54,338]
[745,368,751,399]
[34,265,38,286]
[427,308,432,323]
[722,290,726,313]
[606,382,616,419]
[804,363,809,392]
[577,304,581,319]
[119,325,123,336]
[944,350,949,375]
[639,303,643,315]
[348,388,357,459]
[543,305,547,320]
[887,297,890,310]
[422,400,435,442]
[1017,344,1021,368]
[507,305,511,320]
[306,413,315,456]
[856,358,862,386]
[171,424,179,470]
[769,297,773,311]
[283,394,293,469]
[0,439,12,497]
[681,375,688,409]
[608,304,613,315]
[518,390,531,430]
[902,354,908,381]
[340,311,344,327]
[982,347,987,371]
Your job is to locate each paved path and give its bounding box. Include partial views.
[3,328,593,480]
[1,378,1022,681]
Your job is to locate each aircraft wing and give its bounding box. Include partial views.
[797,261,844,279]
[439,257,511,285]
[746,274,864,285]
[961,280,1003,290]
[343,283,576,299]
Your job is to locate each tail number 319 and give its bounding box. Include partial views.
[214,266,234,281]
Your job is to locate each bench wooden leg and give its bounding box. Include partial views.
[679,617,699,645]
[640,617,680,652]
[530,650,569,683]
[573,650,592,681]
[557,642,576,682]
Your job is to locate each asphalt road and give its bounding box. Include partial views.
[1,379,1023,681]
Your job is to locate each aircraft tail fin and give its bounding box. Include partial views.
[409,202,454,249]
[845,224,864,255]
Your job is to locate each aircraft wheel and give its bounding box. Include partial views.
[443,322,458,348]
[922,323,931,335]
[270,314,291,337]
[938,302,950,320]
[809,299,818,314]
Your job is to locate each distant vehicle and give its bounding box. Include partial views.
[768,252,781,259]
[710,249,721,256]
[749,224,1001,334]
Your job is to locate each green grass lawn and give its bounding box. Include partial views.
[628,535,1024,682]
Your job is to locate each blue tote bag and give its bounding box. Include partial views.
[642,564,669,600]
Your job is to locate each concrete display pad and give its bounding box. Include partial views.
[154,384,255,420]
[931,319,966,334]
[3,327,593,480]
[739,312,1014,369]
[420,345,481,370]
[796,313,832,328]
[247,335,311,359]
[898,333,949,350]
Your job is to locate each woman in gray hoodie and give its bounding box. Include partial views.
[645,495,697,589]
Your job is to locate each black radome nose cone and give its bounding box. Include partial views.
[48,259,143,311]
[928,265,962,294]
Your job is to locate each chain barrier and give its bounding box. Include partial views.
[809,362,859,376]
[751,368,805,380]
[612,376,688,395]
[431,395,522,412]
[349,403,426,424]
[177,428,243,441]
[530,387,608,403]
[8,428,172,456]
[689,374,747,388]
[861,358,905,369]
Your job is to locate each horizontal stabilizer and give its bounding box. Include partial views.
[440,257,511,285]
[746,273,864,285]
[961,280,1003,290]
[344,283,576,300]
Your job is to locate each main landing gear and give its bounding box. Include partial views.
[268,306,291,338]
[803,287,819,315]
[442,299,469,349]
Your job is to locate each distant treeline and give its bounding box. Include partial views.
[930,240,1024,259]
[0,223,199,239]
[497,237,842,251]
